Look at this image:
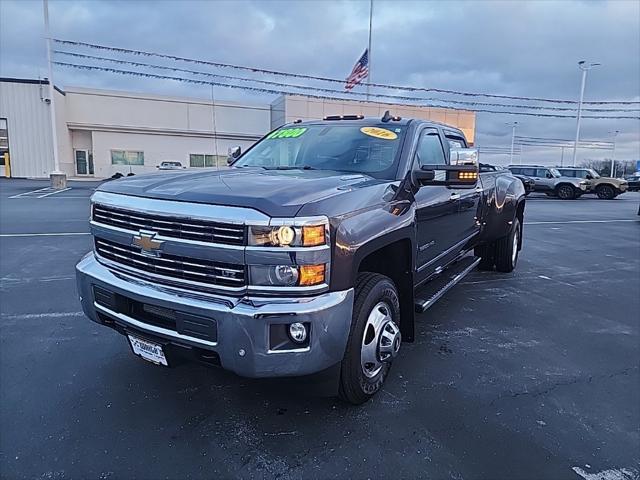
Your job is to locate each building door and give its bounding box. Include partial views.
[0,118,8,177]
[75,150,94,175]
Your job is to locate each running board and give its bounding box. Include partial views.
[414,256,481,313]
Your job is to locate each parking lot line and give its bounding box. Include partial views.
[525,219,639,225]
[0,232,90,237]
[38,187,72,197]
[8,186,73,199]
[8,186,53,199]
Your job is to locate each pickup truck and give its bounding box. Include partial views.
[76,114,526,404]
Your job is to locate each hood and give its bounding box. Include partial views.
[98,167,384,217]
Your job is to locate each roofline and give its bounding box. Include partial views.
[0,77,65,95]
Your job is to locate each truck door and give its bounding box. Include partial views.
[413,128,460,282]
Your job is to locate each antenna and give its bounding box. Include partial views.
[381,110,392,122]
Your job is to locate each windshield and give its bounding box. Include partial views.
[587,169,601,178]
[549,168,561,178]
[234,124,407,179]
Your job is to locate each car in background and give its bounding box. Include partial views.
[157,161,186,170]
[556,167,628,199]
[480,163,534,195]
[624,173,640,192]
[507,165,589,200]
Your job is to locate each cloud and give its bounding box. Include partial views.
[1,0,638,164]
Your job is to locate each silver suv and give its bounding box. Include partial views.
[507,165,589,200]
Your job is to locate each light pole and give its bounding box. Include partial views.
[609,130,619,177]
[43,0,66,188]
[507,121,518,165]
[571,61,600,167]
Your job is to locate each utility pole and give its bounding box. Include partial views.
[507,122,518,165]
[366,0,373,101]
[560,146,565,167]
[43,0,66,188]
[571,60,600,167]
[609,130,619,177]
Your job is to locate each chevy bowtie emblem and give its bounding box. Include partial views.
[132,231,164,256]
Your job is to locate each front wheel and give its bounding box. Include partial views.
[338,273,401,405]
[596,184,616,200]
[556,184,576,200]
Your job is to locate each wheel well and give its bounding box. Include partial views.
[358,239,414,342]
[556,182,577,191]
[596,183,614,190]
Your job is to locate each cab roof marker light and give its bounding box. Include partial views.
[293,119,303,124]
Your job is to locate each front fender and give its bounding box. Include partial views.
[330,200,416,291]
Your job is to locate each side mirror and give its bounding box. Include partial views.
[586,174,593,179]
[546,172,553,178]
[413,149,479,189]
[227,146,241,165]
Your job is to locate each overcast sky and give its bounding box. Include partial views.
[1,0,639,166]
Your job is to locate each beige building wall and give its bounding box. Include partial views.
[64,87,271,178]
[273,95,476,145]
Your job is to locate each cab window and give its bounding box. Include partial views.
[415,130,446,167]
[536,168,551,178]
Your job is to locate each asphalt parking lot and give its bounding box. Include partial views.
[1,178,638,480]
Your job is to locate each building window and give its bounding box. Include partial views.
[111,150,144,165]
[189,154,225,168]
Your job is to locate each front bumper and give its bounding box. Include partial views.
[76,253,354,378]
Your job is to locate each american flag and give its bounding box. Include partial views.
[345,49,369,90]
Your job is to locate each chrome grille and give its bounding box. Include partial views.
[92,204,245,246]
[95,238,246,288]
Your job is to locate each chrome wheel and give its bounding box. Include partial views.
[361,301,401,378]
[511,225,519,265]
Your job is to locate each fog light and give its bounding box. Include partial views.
[288,322,307,343]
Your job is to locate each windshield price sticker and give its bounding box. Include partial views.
[267,128,307,139]
[360,127,398,140]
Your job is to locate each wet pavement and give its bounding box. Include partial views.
[1,178,639,479]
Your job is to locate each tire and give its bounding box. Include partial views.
[474,243,495,271]
[596,184,616,200]
[495,218,521,273]
[338,273,401,405]
[556,184,576,200]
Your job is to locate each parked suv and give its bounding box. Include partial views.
[624,173,640,192]
[480,163,534,195]
[507,165,589,199]
[556,167,628,199]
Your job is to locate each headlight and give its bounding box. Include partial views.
[248,222,327,247]
[249,264,326,286]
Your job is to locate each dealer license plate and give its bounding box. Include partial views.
[128,335,168,366]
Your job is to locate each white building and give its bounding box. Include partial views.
[0,77,476,179]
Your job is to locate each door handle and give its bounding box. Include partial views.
[450,192,461,200]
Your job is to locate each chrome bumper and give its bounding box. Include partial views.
[76,253,354,378]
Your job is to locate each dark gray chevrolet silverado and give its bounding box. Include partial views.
[76,114,526,404]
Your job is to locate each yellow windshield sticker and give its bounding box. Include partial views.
[266,127,307,139]
[360,127,398,140]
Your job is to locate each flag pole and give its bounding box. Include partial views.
[366,0,373,101]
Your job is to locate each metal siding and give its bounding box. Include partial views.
[0,81,54,177]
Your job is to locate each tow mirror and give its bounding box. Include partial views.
[412,148,479,189]
[227,146,241,165]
